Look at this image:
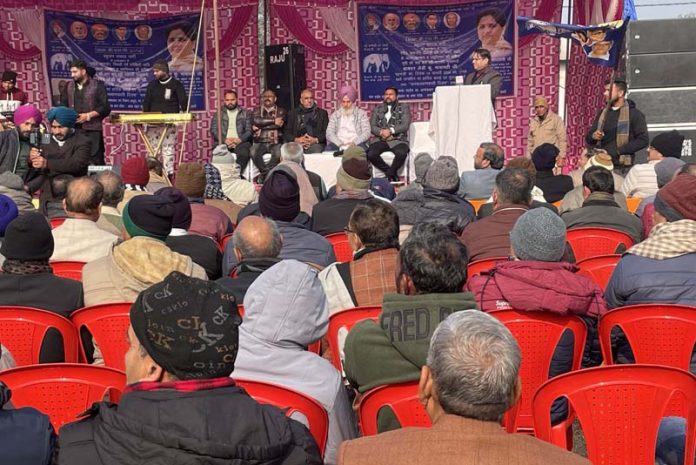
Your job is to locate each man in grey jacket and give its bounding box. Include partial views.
[0,104,42,179]
[210,90,253,174]
[367,87,411,182]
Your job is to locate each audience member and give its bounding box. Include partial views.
[280,140,326,202]
[217,216,281,302]
[559,150,627,213]
[210,144,258,206]
[145,157,169,193]
[344,223,476,432]
[311,148,373,235]
[461,168,532,262]
[82,195,206,306]
[621,130,684,198]
[117,156,150,212]
[273,142,320,215]
[638,158,686,237]
[320,199,399,314]
[532,143,573,203]
[562,166,642,243]
[367,86,411,181]
[56,273,322,464]
[210,89,253,173]
[459,142,504,199]
[44,174,73,219]
[527,96,567,160]
[338,311,590,465]
[251,89,286,183]
[234,259,357,465]
[0,172,33,213]
[284,89,329,153]
[155,187,222,280]
[202,162,243,224]
[569,148,624,190]
[0,194,18,265]
[51,177,119,262]
[326,84,371,151]
[95,170,125,233]
[0,104,40,178]
[174,162,233,243]
[398,152,433,195]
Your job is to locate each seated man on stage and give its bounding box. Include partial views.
[142,59,187,176]
[368,86,411,182]
[464,48,502,104]
[210,89,253,174]
[1,70,28,126]
[325,84,371,152]
[283,88,328,154]
[251,89,286,183]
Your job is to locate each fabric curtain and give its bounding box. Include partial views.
[273,4,349,55]
[317,6,356,52]
[207,4,255,55]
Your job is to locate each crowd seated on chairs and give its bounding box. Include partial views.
[2,88,696,465]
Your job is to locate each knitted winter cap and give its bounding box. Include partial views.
[130,272,242,380]
[531,143,559,172]
[337,157,371,192]
[212,144,235,165]
[46,107,78,129]
[122,195,175,240]
[424,156,459,193]
[175,163,206,198]
[0,195,18,237]
[12,105,42,126]
[152,59,169,73]
[414,152,434,184]
[259,170,300,222]
[342,145,367,161]
[1,71,17,83]
[655,175,696,221]
[533,96,548,108]
[651,130,685,159]
[510,208,566,262]
[154,187,193,230]
[120,156,150,187]
[655,158,686,188]
[0,212,53,260]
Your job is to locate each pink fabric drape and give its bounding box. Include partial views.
[206,4,255,56]
[273,4,349,55]
[0,39,40,60]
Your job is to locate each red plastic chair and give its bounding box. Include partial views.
[491,310,587,447]
[236,379,328,455]
[467,256,507,277]
[599,304,696,371]
[219,232,234,252]
[566,227,635,262]
[49,217,66,229]
[70,303,132,370]
[358,381,430,436]
[576,254,621,290]
[325,232,354,263]
[0,306,79,366]
[532,365,696,465]
[0,363,127,432]
[327,306,381,371]
[50,261,86,282]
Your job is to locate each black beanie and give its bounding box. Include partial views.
[130,272,242,380]
[0,212,54,260]
[532,143,560,172]
[259,170,300,222]
[123,195,175,240]
[154,187,193,230]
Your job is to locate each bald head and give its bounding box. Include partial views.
[65,176,104,221]
[96,170,125,207]
[232,216,282,262]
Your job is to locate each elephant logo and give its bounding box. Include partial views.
[50,53,73,72]
[363,53,390,73]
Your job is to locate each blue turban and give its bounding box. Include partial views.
[46,106,78,129]
[0,194,19,237]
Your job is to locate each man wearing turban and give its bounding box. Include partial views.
[325,84,371,153]
[0,104,42,179]
[25,106,91,209]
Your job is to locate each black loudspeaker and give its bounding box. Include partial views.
[265,44,306,112]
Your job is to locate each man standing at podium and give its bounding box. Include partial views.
[143,59,187,175]
[464,48,502,104]
[368,86,411,182]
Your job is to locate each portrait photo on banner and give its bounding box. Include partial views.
[357,0,517,102]
[43,10,207,112]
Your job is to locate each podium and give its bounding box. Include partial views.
[428,85,496,171]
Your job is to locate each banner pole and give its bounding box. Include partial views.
[213,0,222,147]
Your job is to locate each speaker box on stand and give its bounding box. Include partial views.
[265,44,307,112]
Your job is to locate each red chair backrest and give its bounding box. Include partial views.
[576,254,621,290]
[490,310,587,433]
[70,303,132,370]
[236,379,329,455]
[467,256,507,277]
[566,227,635,262]
[599,304,696,371]
[50,261,86,282]
[325,232,353,263]
[358,381,430,436]
[533,365,696,465]
[0,306,79,365]
[49,218,65,229]
[327,306,381,371]
[0,363,127,432]
[220,232,234,252]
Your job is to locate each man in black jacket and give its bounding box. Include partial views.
[284,89,328,154]
[55,273,322,465]
[464,48,503,103]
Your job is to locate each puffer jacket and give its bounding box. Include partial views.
[393,187,476,226]
[54,381,322,465]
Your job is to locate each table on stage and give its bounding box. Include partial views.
[110,112,195,159]
[428,85,496,171]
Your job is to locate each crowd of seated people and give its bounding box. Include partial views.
[0,75,695,465]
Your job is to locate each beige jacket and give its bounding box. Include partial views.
[51,218,120,263]
[527,111,567,158]
[82,236,207,306]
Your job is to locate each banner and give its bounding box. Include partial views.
[517,17,628,68]
[357,1,516,102]
[44,11,206,112]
